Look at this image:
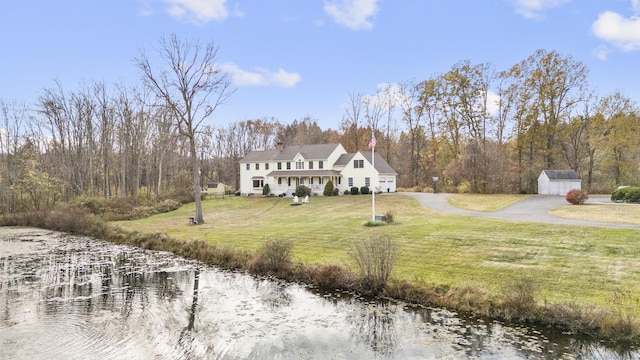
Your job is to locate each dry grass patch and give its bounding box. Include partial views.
[550,203,640,225]
[447,194,531,212]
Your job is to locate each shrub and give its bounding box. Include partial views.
[360,186,369,195]
[628,187,640,203]
[249,238,293,275]
[384,210,394,223]
[611,187,626,202]
[304,264,355,291]
[343,189,350,195]
[412,185,422,192]
[610,186,640,203]
[501,278,538,320]
[350,186,359,195]
[348,234,399,295]
[295,185,311,197]
[566,189,589,205]
[262,183,271,196]
[323,180,335,196]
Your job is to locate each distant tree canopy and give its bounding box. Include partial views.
[1,48,639,213]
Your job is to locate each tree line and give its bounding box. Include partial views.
[1,45,639,214]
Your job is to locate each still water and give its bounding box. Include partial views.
[0,227,637,359]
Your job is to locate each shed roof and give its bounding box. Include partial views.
[541,170,581,180]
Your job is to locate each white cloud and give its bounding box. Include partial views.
[323,0,379,30]
[592,10,640,51]
[511,0,570,20]
[140,0,230,24]
[486,90,501,116]
[218,63,301,88]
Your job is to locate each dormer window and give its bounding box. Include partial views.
[296,160,304,170]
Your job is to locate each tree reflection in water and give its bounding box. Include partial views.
[346,298,399,356]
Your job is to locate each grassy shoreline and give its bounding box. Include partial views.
[3,193,639,344]
[115,194,640,307]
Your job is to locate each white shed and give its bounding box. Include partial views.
[537,170,582,195]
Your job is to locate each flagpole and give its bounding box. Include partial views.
[371,132,375,222]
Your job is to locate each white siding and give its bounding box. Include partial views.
[341,152,378,192]
[239,145,396,196]
[537,172,582,195]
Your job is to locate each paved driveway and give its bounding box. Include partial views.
[402,193,640,229]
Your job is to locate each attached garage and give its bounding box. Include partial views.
[537,170,582,195]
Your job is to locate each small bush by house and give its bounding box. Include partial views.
[323,180,335,196]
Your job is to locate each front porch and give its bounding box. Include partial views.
[256,170,343,196]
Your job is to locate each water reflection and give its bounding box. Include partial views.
[1,227,638,359]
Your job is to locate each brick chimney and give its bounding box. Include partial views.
[276,142,284,151]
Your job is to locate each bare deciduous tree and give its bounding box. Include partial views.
[136,34,234,223]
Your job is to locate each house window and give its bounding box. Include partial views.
[365,177,370,187]
[255,163,259,170]
[277,162,282,170]
[338,177,341,185]
[265,163,269,170]
[287,178,291,186]
[310,177,314,185]
[278,177,282,185]
[319,161,323,169]
[354,159,364,168]
[348,177,353,187]
[252,179,264,188]
[296,160,304,170]
[286,162,291,170]
[319,177,323,185]
[246,163,250,170]
[309,161,313,169]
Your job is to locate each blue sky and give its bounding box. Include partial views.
[2,0,640,130]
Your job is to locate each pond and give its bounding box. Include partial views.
[0,227,637,359]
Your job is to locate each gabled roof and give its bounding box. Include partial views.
[240,144,342,162]
[541,170,581,180]
[362,152,397,175]
[335,152,397,175]
[334,153,351,166]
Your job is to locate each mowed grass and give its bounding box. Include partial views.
[551,203,640,225]
[115,194,640,311]
[447,193,532,211]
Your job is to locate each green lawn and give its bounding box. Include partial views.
[115,193,640,310]
[446,193,532,211]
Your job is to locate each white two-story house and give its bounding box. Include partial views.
[239,143,397,196]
